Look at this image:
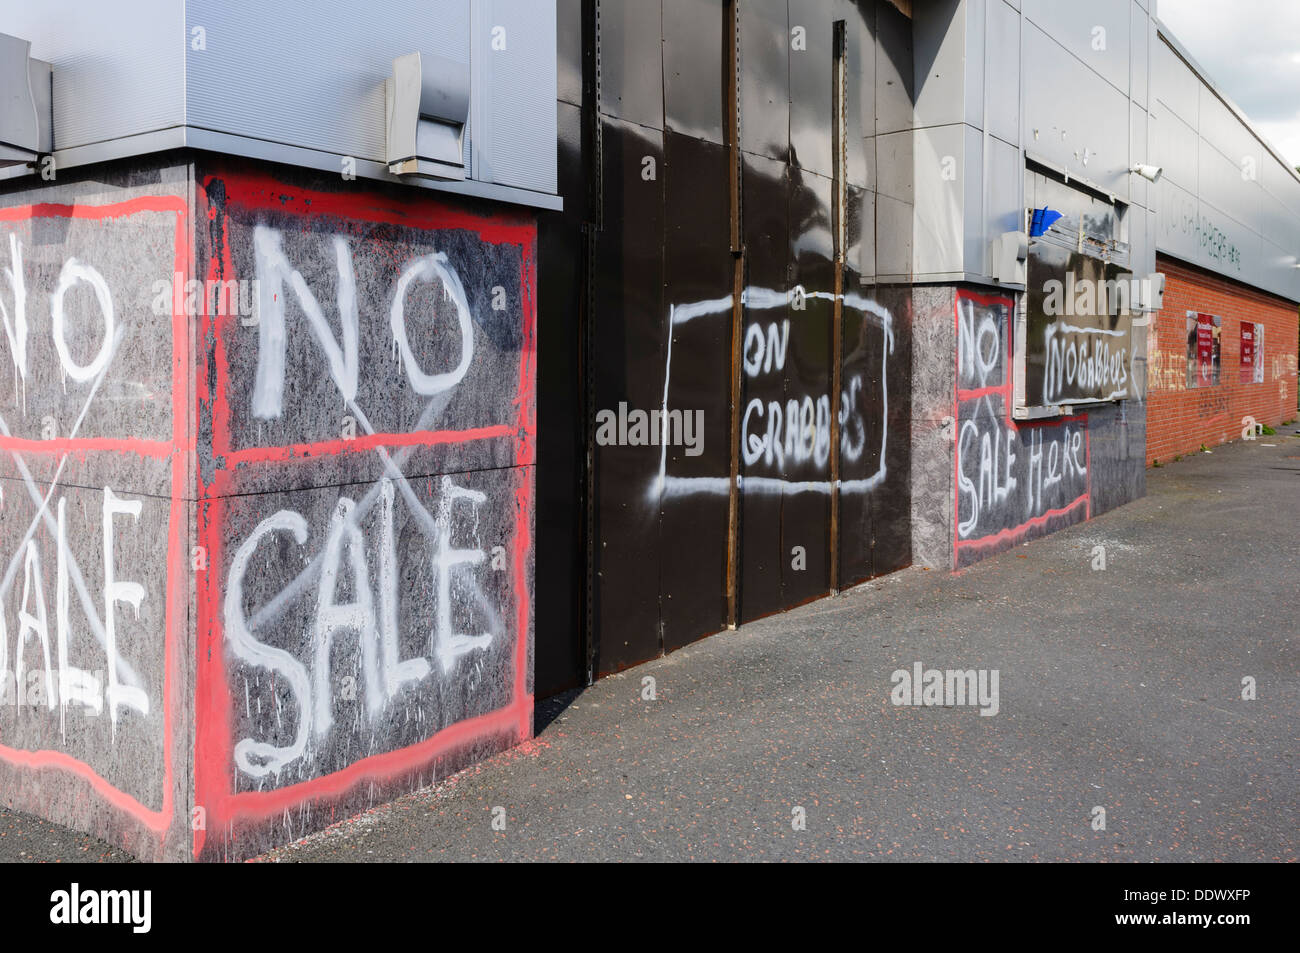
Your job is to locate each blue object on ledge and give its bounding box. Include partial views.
[1029,207,1064,238]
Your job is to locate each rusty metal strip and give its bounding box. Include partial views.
[829,19,847,593]
[724,0,743,629]
[581,0,601,682]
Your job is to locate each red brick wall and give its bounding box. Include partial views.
[1146,256,1298,466]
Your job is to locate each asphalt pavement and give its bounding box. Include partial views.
[4,425,1297,862]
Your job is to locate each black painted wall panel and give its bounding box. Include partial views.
[535,0,914,691]
[837,285,881,584]
[868,284,913,578]
[592,117,667,672]
[739,153,791,621]
[661,132,732,650]
[534,100,589,696]
[781,169,835,605]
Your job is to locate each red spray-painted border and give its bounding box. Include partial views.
[202,168,537,465]
[952,289,1092,562]
[0,196,188,841]
[191,169,535,858]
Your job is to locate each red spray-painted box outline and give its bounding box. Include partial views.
[0,196,189,840]
[191,169,536,859]
[952,288,1091,561]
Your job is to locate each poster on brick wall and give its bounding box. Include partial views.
[1186,311,1221,388]
[1239,321,1255,383]
[1253,323,1264,383]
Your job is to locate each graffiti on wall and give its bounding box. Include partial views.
[955,290,1090,568]
[1023,245,1135,406]
[650,286,894,501]
[0,196,187,839]
[192,171,534,858]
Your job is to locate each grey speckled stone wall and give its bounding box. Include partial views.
[0,161,195,861]
[0,156,537,861]
[910,285,958,569]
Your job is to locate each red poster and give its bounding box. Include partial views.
[1240,322,1255,383]
[1197,315,1214,381]
[1186,311,1221,388]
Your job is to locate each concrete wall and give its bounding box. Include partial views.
[0,155,537,861]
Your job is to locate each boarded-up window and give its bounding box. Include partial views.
[1018,176,1135,410]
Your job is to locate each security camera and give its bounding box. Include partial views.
[1131,163,1163,183]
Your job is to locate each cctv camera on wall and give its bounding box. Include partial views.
[1131,163,1163,183]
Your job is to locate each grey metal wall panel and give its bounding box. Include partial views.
[1261,157,1300,222]
[963,0,986,130]
[853,185,876,280]
[1128,193,1151,275]
[1023,22,1131,197]
[909,123,964,277]
[472,0,559,194]
[1151,32,1300,301]
[1198,84,1262,176]
[1129,0,1149,108]
[1262,236,1300,303]
[1154,176,1201,266]
[1157,175,1261,288]
[877,192,913,279]
[1129,101,1150,208]
[876,128,914,204]
[1022,0,1131,95]
[1198,137,1261,234]
[1259,167,1300,253]
[912,0,966,130]
[985,131,1023,241]
[909,0,1297,301]
[986,0,1021,146]
[1150,100,1198,193]
[4,0,184,150]
[961,121,985,275]
[186,0,469,164]
[875,0,915,136]
[1151,34,1198,120]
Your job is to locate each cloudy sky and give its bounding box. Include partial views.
[1157,0,1300,168]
